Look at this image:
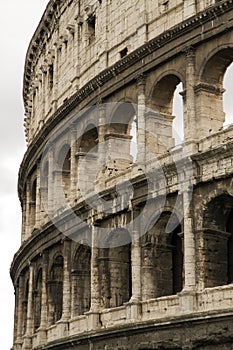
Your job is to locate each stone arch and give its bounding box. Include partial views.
[78,123,98,154]
[22,276,29,335]
[40,160,49,208]
[151,74,182,115]
[33,267,42,330]
[77,123,98,195]
[71,244,91,316]
[105,102,136,169]
[109,101,136,135]
[140,211,183,300]
[200,194,233,288]
[48,254,63,324]
[200,47,233,85]
[148,73,183,154]
[99,228,132,308]
[30,177,37,229]
[57,143,71,198]
[196,47,233,137]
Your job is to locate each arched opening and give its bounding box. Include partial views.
[150,75,183,154]
[198,48,233,138]
[72,245,91,316]
[34,268,42,330]
[99,229,132,308]
[79,124,98,154]
[202,194,233,288]
[40,161,49,217]
[223,62,233,127]
[22,278,29,335]
[172,82,184,145]
[77,124,98,196]
[48,255,63,324]
[106,103,136,169]
[58,144,71,198]
[140,212,183,300]
[30,178,37,229]
[130,115,138,162]
[171,224,183,293]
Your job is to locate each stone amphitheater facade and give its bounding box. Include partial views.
[11,0,233,349]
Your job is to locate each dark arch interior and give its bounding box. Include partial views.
[202,194,233,287]
[79,124,98,153]
[48,255,64,324]
[140,212,183,299]
[201,48,233,85]
[110,103,136,135]
[34,268,42,330]
[72,245,91,316]
[152,75,181,114]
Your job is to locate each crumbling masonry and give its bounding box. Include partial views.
[11,0,233,349]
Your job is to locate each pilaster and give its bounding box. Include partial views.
[137,75,146,165]
[184,47,196,142]
[70,124,77,204]
[37,252,48,344]
[23,265,34,350]
[62,239,71,321]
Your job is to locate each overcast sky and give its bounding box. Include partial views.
[1,1,233,349]
[0,1,48,349]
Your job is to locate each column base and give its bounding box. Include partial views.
[125,300,142,322]
[178,288,197,313]
[85,310,100,330]
[12,340,23,350]
[22,336,32,350]
[36,328,47,346]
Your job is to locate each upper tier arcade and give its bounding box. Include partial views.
[12,1,233,349]
[24,0,220,143]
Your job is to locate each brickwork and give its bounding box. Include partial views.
[11,0,233,349]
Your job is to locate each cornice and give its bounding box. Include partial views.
[19,0,233,200]
[23,0,64,103]
[23,0,233,109]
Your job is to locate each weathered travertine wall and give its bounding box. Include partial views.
[11,1,233,350]
[24,0,219,143]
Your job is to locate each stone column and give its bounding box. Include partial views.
[50,49,58,113]
[98,104,106,172]
[183,188,196,290]
[179,188,196,313]
[72,20,80,90]
[37,252,48,343]
[184,48,196,143]
[25,180,31,240]
[21,196,27,242]
[62,239,71,321]
[16,275,24,344]
[70,270,79,319]
[130,207,141,302]
[86,225,100,330]
[137,75,146,165]
[90,225,100,311]
[23,265,34,350]
[47,145,54,217]
[70,124,77,204]
[35,164,41,228]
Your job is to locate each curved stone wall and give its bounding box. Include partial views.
[24,0,221,143]
[11,1,233,349]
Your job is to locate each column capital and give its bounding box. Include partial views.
[184,45,196,59]
[137,74,146,89]
[69,122,77,136]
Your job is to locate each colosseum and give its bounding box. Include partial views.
[10,0,233,349]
